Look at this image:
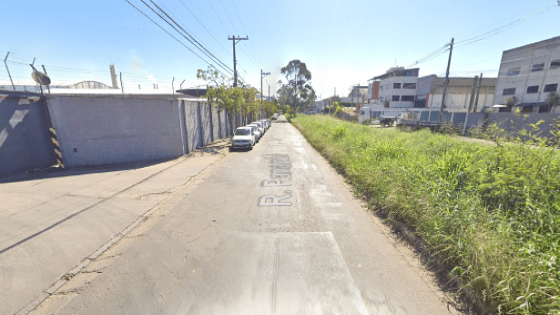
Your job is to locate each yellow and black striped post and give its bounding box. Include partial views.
[48,127,64,168]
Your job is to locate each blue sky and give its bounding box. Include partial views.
[1,0,559,98]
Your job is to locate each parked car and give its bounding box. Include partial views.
[251,121,265,135]
[261,119,271,129]
[272,113,279,120]
[246,124,262,141]
[258,119,269,131]
[231,127,255,150]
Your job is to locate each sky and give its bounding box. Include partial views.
[1,0,559,99]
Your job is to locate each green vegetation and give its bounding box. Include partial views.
[292,115,560,314]
[197,66,278,133]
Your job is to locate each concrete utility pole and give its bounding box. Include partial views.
[228,36,248,87]
[467,75,479,113]
[439,38,454,124]
[260,69,270,103]
[109,64,118,89]
[473,73,483,113]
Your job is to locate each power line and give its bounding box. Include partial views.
[229,0,265,68]
[123,0,233,80]
[455,2,558,48]
[217,0,239,35]
[177,0,231,58]
[141,0,234,75]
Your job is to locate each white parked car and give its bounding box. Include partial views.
[246,124,262,141]
[231,127,255,150]
[258,119,269,130]
[251,121,265,135]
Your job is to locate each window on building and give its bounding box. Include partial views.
[379,96,384,102]
[380,86,384,91]
[532,63,545,72]
[544,84,558,92]
[499,106,512,113]
[526,85,539,94]
[551,60,560,69]
[401,95,415,101]
[506,67,521,76]
[393,83,401,89]
[521,106,533,113]
[539,105,551,113]
[403,83,416,89]
[502,88,516,95]
[392,95,400,101]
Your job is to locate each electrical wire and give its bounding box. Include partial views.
[455,2,558,48]
[140,0,234,75]
[123,0,233,80]
[177,0,231,58]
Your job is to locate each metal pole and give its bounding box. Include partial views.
[172,77,175,94]
[120,72,124,95]
[42,65,51,94]
[180,79,185,91]
[3,52,15,90]
[439,38,454,124]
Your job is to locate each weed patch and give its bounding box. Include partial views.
[292,115,560,314]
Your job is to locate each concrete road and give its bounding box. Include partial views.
[26,116,458,315]
[0,142,228,315]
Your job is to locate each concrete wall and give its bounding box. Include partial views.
[487,112,560,138]
[0,93,57,176]
[47,95,230,168]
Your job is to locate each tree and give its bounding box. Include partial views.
[241,87,259,125]
[547,92,560,112]
[197,67,239,134]
[277,59,315,116]
[384,100,390,108]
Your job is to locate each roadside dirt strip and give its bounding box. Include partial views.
[17,118,459,315]
[0,141,230,315]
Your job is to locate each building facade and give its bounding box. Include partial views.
[416,75,496,112]
[371,67,419,108]
[367,80,380,103]
[494,36,560,113]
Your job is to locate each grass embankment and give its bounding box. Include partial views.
[292,115,560,314]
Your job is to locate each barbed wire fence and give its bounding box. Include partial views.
[0,51,202,95]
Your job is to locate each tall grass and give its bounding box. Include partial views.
[292,115,560,314]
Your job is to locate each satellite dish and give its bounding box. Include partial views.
[29,64,51,86]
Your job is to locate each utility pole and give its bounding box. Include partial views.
[467,75,478,113]
[439,38,454,124]
[228,36,248,87]
[473,73,483,113]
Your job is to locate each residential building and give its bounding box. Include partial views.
[494,35,560,113]
[371,67,419,108]
[416,75,496,112]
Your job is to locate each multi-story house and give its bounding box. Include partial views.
[494,36,560,113]
[370,67,419,108]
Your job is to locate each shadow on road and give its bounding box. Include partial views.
[0,139,230,184]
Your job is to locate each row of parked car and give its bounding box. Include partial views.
[231,119,271,150]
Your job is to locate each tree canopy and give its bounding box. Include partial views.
[277,59,315,115]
